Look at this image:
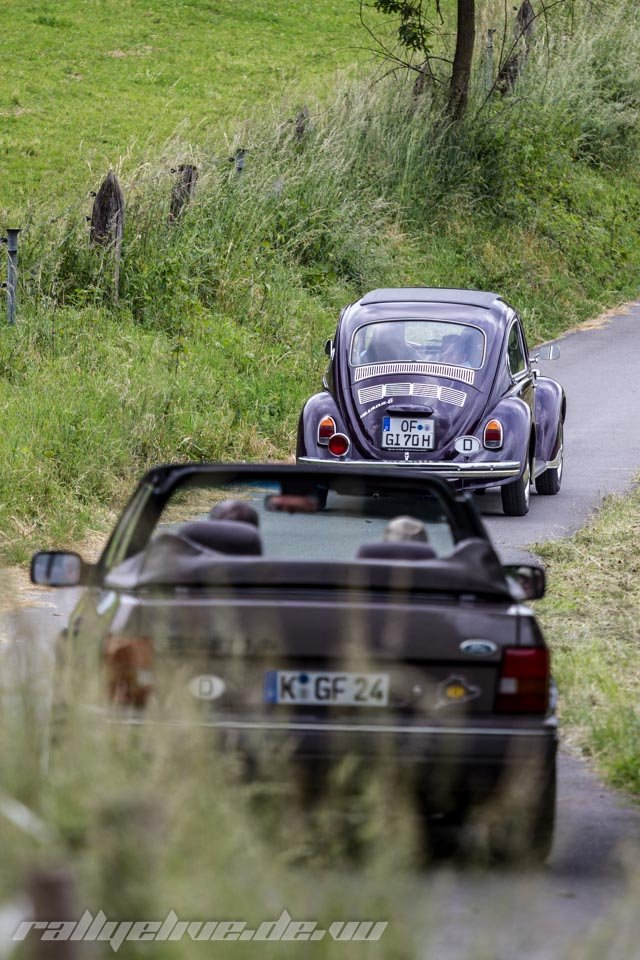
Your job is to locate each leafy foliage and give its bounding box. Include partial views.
[372,0,441,54]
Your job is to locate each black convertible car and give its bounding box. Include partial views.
[297,288,566,516]
[32,463,557,860]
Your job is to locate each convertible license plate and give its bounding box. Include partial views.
[382,416,435,450]
[264,671,389,707]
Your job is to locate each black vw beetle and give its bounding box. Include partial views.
[297,288,566,516]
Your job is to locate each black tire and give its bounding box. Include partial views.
[416,813,464,863]
[487,764,557,865]
[427,819,462,860]
[501,456,531,517]
[314,486,328,510]
[536,423,563,496]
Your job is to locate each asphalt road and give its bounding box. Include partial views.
[480,303,640,561]
[411,305,640,959]
[3,305,640,957]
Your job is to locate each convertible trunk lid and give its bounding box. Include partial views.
[105,582,516,725]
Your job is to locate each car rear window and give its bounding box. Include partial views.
[156,480,457,561]
[103,476,463,573]
[351,320,485,369]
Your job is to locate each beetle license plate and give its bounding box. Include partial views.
[382,416,435,450]
[265,671,389,706]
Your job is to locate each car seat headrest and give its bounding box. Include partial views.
[356,542,437,561]
[179,520,263,556]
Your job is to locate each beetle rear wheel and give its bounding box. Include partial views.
[501,457,531,517]
[535,424,563,496]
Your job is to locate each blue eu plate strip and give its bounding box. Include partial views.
[264,670,278,704]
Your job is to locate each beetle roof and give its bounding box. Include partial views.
[360,288,505,308]
[341,288,514,338]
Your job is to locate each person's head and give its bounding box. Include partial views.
[209,499,260,527]
[383,515,428,543]
[366,322,408,362]
[441,329,482,367]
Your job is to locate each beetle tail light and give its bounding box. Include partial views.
[104,635,154,708]
[318,416,336,446]
[484,419,503,449]
[327,433,351,457]
[495,647,550,714]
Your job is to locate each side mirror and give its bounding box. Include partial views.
[533,344,560,362]
[31,551,87,587]
[503,563,546,600]
[324,338,334,358]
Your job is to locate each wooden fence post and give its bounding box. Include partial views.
[28,866,80,960]
[294,106,310,141]
[169,164,198,222]
[90,171,125,303]
[97,796,163,928]
[497,0,536,94]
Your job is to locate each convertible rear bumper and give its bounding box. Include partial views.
[94,708,556,763]
[218,718,558,806]
[297,456,522,481]
[89,708,557,805]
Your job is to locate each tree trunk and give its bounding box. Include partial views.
[448,0,475,122]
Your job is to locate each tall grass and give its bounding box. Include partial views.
[2,4,640,556]
[1,586,639,958]
[0,641,419,959]
[536,484,640,795]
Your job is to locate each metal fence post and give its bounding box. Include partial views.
[2,227,20,325]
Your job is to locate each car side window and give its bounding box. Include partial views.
[507,322,527,378]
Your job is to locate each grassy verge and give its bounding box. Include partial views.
[537,485,640,796]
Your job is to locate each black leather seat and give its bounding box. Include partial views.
[179,520,263,556]
[356,542,437,561]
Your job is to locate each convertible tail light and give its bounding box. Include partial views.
[495,647,550,714]
[104,635,154,708]
[484,419,503,449]
[318,416,336,446]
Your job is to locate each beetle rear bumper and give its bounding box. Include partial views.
[297,456,522,481]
